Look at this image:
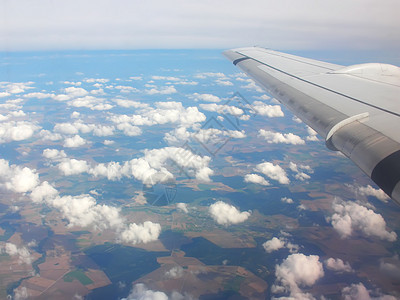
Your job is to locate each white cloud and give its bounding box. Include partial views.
[71,111,80,118]
[29,181,161,245]
[64,86,89,97]
[68,146,213,184]
[357,185,389,202]
[341,282,397,300]
[1,82,33,94]
[251,101,284,117]
[215,79,233,86]
[84,78,109,84]
[63,135,87,148]
[328,200,397,241]
[54,122,79,134]
[110,101,206,130]
[146,85,177,95]
[263,237,285,253]
[42,148,67,161]
[255,162,290,184]
[209,201,250,225]
[13,286,29,300]
[281,197,294,204]
[306,126,319,141]
[38,130,62,141]
[103,139,114,145]
[54,121,114,137]
[58,159,89,175]
[263,236,299,254]
[151,75,181,81]
[192,93,221,103]
[68,95,113,110]
[114,99,149,108]
[0,159,39,193]
[0,242,33,265]
[240,79,263,92]
[0,160,161,246]
[176,202,188,213]
[115,85,139,93]
[24,92,55,99]
[122,283,190,300]
[30,181,59,203]
[165,126,245,146]
[195,72,227,79]
[117,123,142,136]
[165,266,184,279]
[289,162,313,181]
[244,173,270,186]
[118,221,161,244]
[199,103,244,116]
[272,253,324,299]
[258,129,305,145]
[0,121,40,143]
[325,258,353,273]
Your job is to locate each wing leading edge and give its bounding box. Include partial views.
[224,47,400,204]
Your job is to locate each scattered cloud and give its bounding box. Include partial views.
[263,237,285,253]
[38,130,62,141]
[0,242,33,265]
[289,162,313,181]
[49,146,213,185]
[13,286,29,300]
[209,201,251,225]
[240,78,263,92]
[341,282,397,300]
[114,99,149,109]
[165,266,184,279]
[110,101,206,130]
[0,121,40,143]
[272,253,324,299]
[255,162,290,184]
[192,93,221,103]
[281,197,294,204]
[258,129,305,145]
[199,103,244,116]
[0,159,39,193]
[63,135,87,148]
[327,200,397,241]
[324,258,353,273]
[215,79,233,86]
[176,203,189,213]
[244,173,270,186]
[58,158,89,175]
[42,149,67,161]
[146,85,177,95]
[306,126,319,141]
[54,121,114,137]
[122,283,189,300]
[251,101,284,117]
[263,236,299,254]
[68,95,113,110]
[357,185,389,202]
[26,176,162,245]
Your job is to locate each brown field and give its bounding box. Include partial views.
[186,229,255,248]
[134,253,268,299]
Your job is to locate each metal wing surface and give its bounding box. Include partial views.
[224,47,400,204]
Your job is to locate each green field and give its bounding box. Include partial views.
[63,269,93,285]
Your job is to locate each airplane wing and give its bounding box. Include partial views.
[224,47,400,204]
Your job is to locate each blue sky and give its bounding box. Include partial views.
[1,0,399,51]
